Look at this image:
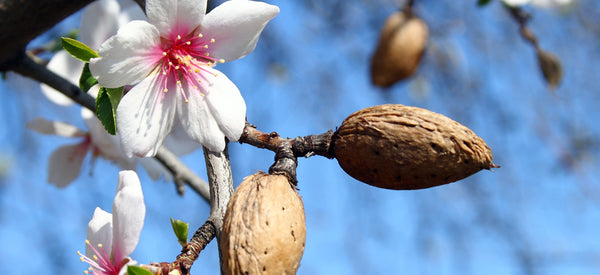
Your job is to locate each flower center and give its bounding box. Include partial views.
[158,32,225,103]
[78,240,122,275]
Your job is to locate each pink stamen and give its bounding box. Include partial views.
[155,31,224,101]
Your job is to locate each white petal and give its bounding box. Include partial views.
[116,75,177,157]
[162,121,201,156]
[138,157,173,181]
[80,0,121,49]
[177,71,245,153]
[146,0,206,37]
[26,117,86,137]
[118,1,147,27]
[502,0,531,6]
[89,20,162,88]
[202,0,279,61]
[40,50,82,106]
[203,71,246,142]
[86,207,113,259]
[112,170,145,264]
[47,143,87,187]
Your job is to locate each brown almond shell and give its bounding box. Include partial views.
[333,104,497,190]
[221,172,306,275]
[370,12,428,88]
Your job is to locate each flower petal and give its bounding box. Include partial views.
[40,50,82,106]
[177,71,245,153]
[80,0,121,49]
[26,117,87,137]
[201,0,279,61]
[203,70,246,142]
[116,75,177,157]
[47,143,87,187]
[162,121,201,156]
[146,0,207,37]
[90,20,162,88]
[112,170,145,264]
[86,207,113,260]
[118,0,146,26]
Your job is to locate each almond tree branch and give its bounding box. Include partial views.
[8,54,210,201]
[0,0,93,68]
[202,145,234,275]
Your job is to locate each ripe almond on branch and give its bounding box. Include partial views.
[333,104,498,190]
[221,172,306,275]
[370,10,428,88]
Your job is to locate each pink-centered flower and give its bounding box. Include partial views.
[78,170,146,275]
[89,0,280,157]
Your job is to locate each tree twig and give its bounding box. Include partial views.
[239,121,335,183]
[8,54,210,201]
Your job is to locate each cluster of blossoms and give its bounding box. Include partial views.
[51,0,279,273]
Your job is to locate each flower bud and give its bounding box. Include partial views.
[333,104,497,190]
[222,172,306,275]
[370,11,428,88]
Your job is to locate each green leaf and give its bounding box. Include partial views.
[170,218,189,247]
[127,265,154,275]
[61,37,99,62]
[96,87,124,135]
[477,0,492,6]
[79,63,98,93]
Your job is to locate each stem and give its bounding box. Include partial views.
[9,54,210,201]
[203,145,234,275]
[239,121,335,183]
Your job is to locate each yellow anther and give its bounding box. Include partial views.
[97,243,103,248]
[175,66,180,70]
[162,52,167,56]
[84,270,89,274]
[204,53,210,56]
[163,88,168,93]
[185,99,189,103]
[213,73,218,77]
[85,240,91,245]
[93,255,98,260]
[204,45,209,49]
[79,256,84,261]
[198,33,203,38]
[194,69,200,73]
[219,59,225,63]
[169,62,173,66]
[201,93,205,97]
[176,80,182,86]
[177,35,182,40]
[210,38,215,43]
[163,71,167,75]
[186,41,191,45]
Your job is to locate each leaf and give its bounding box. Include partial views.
[477,0,492,6]
[61,37,99,62]
[79,63,98,93]
[127,265,154,275]
[96,87,124,135]
[170,218,189,247]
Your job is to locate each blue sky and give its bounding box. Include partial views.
[1,0,599,274]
